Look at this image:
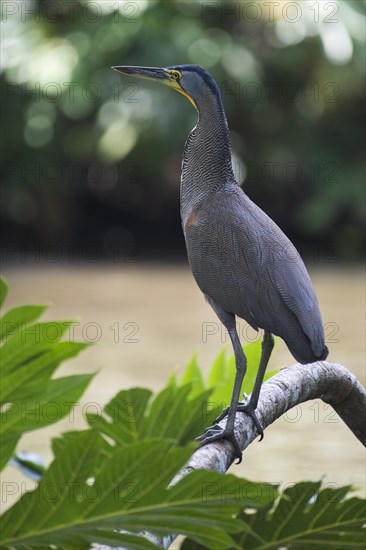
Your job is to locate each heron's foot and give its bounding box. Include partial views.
[236,403,264,441]
[196,424,242,463]
[214,403,264,441]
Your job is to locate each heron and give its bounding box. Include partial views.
[112,64,329,462]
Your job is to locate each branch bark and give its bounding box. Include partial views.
[172,361,366,478]
[94,361,366,550]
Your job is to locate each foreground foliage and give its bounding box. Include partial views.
[0,276,364,549]
[0,277,92,470]
[182,481,366,549]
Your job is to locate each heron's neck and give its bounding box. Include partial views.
[180,93,235,224]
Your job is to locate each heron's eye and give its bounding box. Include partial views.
[172,71,180,80]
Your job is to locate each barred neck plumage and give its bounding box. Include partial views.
[180,90,236,226]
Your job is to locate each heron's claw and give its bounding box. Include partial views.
[196,423,222,441]
[196,424,242,463]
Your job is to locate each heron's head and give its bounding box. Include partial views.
[111,64,222,112]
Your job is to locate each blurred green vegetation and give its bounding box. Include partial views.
[1,0,365,260]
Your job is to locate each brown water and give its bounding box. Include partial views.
[1,263,365,511]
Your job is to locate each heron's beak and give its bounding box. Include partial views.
[111,66,197,110]
[112,66,168,82]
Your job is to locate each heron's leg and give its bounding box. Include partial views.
[224,324,248,433]
[195,299,248,462]
[246,331,274,410]
[214,331,274,440]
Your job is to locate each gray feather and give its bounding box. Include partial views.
[180,87,327,364]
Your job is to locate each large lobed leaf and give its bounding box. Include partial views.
[182,481,366,549]
[1,340,89,403]
[86,384,214,447]
[0,433,276,549]
[1,320,74,375]
[0,279,94,470]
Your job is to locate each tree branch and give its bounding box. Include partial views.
[173,361,366,479]
[94,361,366,550]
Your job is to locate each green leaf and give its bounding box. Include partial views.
[87,388,153,445]
[0,304,48,341]
[0,373,94,469]
[1,430,104,540]
[88,384,214,447]
[0,276,8,309]
[51,429,111,466]
[166,368,177,387]
[180,353,205,397]
[139,384,192,440]
[0,438,276,549]
[1,341,89,403]
[208,348,227,388]
[208,350,233,410]
[176,387,214,444]
[235,481,366,549]
[0,290,92,472]
[0,433,18,473]
[1,373,94,435]
[1,320,74,375]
